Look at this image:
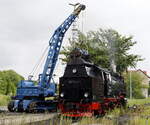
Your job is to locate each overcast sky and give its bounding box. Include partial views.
[0,0,150,81]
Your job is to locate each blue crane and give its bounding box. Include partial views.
[8,4,86,112]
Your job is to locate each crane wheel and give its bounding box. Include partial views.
[8,101,15,112]
[26,102,37,113]
[18,101,24,112]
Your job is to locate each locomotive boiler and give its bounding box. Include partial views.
[59,48,126,117]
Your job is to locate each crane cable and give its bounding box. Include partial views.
[34,47,48,78]
[29,45,49,79]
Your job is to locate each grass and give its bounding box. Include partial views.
[58,108,150,125]
[128,116,150,125]
[128,98,150,106]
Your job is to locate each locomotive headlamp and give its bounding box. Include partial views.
[60,93,64,97]
[84,92,88,98]
[72,68,77,73]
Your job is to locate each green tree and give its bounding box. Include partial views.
[0,70,24,95]
[124,72,148,99]
[61,29,143,74]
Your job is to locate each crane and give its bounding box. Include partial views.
[8,4,86,112]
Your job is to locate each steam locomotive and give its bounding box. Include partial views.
[58,48,126,117]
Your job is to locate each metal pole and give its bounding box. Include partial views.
[69,3,79,48]
[130,71,132,99]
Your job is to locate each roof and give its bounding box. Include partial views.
[129,69,150,78]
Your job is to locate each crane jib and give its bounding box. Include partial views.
[40,14,80,86]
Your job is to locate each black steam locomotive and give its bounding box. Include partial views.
[58,48,126,117]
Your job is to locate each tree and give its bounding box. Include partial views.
[61,29,143,74]
[0,70,24,95]
[124,71,148,99]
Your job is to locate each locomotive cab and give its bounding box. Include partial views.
[59,49,105,103]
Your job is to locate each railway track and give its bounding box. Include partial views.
[0,106,58,125]
[0,112,58,125]
[0,102,149,125]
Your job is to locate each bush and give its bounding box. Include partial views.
[0,94,10,106]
